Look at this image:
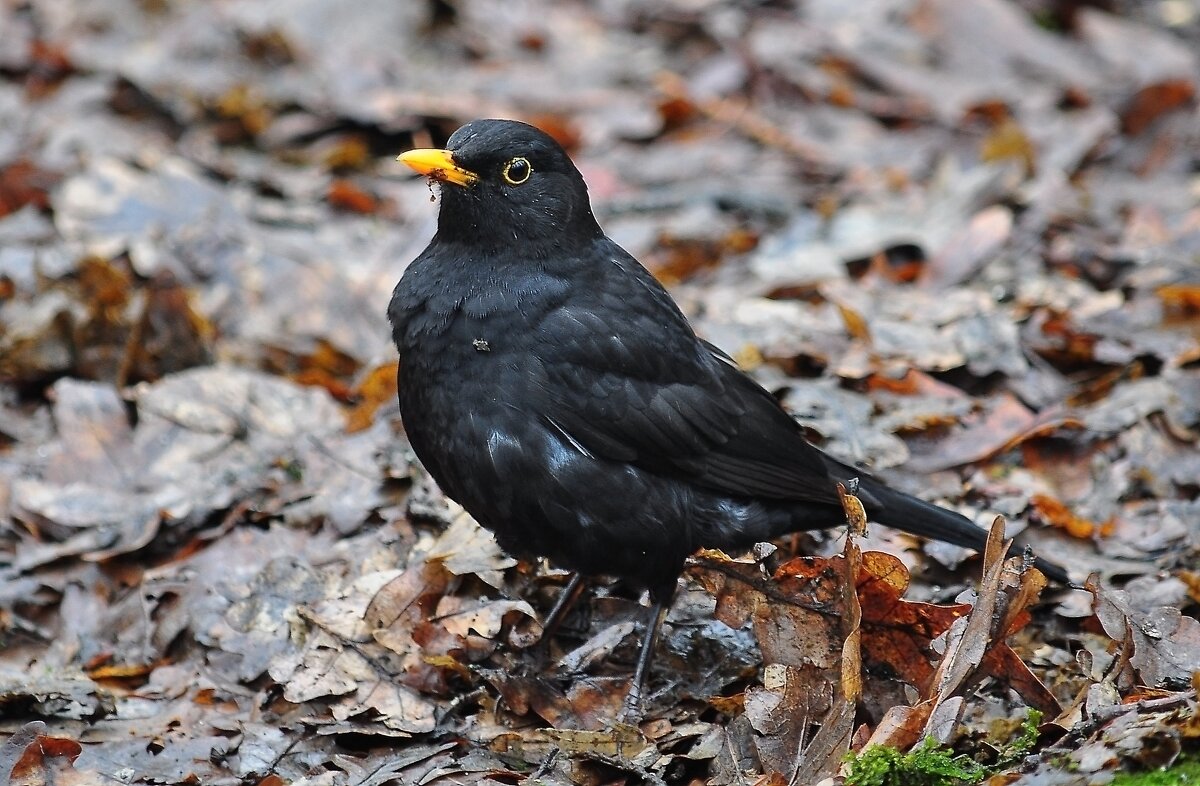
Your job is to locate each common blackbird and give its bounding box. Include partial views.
[391,119,1068,711]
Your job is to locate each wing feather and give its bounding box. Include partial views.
[532,245,840,505]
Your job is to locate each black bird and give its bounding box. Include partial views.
[390,119,1068,712]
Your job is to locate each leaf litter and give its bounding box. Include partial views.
[1,0,1198,784]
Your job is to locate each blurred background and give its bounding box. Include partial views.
[1,0,1198,783]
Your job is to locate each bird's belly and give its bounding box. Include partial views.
[398,343,525,474]
[397,315,546,501]
[397,350,706,589]
[394,311,774,593]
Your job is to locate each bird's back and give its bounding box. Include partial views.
[389,118,1072,597]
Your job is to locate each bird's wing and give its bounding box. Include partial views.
[532,249,841,505]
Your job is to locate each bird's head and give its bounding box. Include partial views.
[398,119,602,254]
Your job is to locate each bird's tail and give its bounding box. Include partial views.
[856,475,1071,585]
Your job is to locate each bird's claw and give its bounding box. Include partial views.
[618,688,643,724]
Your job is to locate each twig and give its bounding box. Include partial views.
[656,72,835,174]
[685,555,838,617]
[1050,689,1198,751]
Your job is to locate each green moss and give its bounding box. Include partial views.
[1111,755,1200,786]
[995,709,1042,769]
[845,737,985,786]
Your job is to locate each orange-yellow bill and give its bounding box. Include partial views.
[396,148,478,187]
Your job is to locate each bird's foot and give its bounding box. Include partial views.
[618,682,643,724]
[530,746,561,780]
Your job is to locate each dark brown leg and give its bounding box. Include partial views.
[541,573,587,642]
[620,596,671,720]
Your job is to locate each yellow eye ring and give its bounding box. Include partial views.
[502,157,532,185]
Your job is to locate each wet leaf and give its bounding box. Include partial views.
[1092,581,1200,689]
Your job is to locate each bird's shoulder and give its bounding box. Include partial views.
[389,241,572,354]
[531,242,838,503]
[534,240,708,377]
[388,245,454,339]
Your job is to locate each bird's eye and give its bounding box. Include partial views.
[502,157,532,185]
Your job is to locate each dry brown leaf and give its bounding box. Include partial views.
[980,118,1036,174]
[1092,582,1200,689]
[790,533,863,783]
[692,549,767,630]
[904,393,1080,473]
[855,552,971,693]
[1030,493,1115,539]
[1157,283,1200,315]
[488,673,629,730]
[426,507,517,587]
[838,483,869,539]
[345,361,399,433]
[858,703,932,752]
[6,730,87,786]
[835,302,872,343]
[434,596,536,640]
[1121,79,1196,135]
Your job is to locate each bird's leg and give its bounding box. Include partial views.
[541,573,586,643]
[620,593,672,721]
[528,574,587,675]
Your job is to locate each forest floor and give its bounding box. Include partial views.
[1,1,1198,784]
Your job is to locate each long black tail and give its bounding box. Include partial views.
[857,475,1071,585]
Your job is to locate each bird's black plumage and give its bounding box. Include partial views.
[390,119,1067,706]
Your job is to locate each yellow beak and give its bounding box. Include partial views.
[396,148,478,187]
